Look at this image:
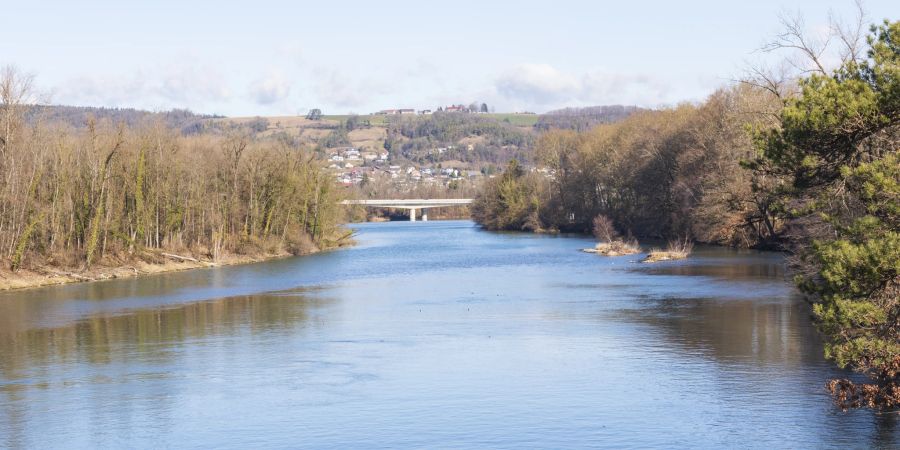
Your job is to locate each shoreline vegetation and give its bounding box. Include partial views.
[0,67,349,293]
[473,16,899,409]
[581,215,693,262]
[581,240,641,257]
[642,238,694,263]
[582,214,642,257]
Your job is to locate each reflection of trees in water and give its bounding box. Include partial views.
[874,412,899,448]
[616,293,899,446]
[621,255,810,364]
[0,290,329,445]
[636,259,788,282]
[0,291,327,378]
[619,294,822,367]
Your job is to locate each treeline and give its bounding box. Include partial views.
[474,19,899,408]
[473,84,780,247]
[0,67,346,274]
[534,105,646,132]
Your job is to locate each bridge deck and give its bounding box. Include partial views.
[341,199,472,207]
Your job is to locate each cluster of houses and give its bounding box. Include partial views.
[327,147,389,168]
[327,145,556,188]
[331,151,481,187]
[334,163,554,187]
[373,104,494,116]
[373,109,416,115]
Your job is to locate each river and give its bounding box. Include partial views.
[0,220,896,448]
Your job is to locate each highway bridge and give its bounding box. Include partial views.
[341,199,473,221]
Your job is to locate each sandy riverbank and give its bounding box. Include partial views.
[0,244,350,292]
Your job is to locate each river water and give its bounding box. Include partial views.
[0,220,896,448]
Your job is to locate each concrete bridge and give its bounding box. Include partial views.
[341,199,473,221]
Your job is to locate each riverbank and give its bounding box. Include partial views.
[0,241,354,292]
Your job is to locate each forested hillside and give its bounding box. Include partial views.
[384,112,534,166]
[25,105,222,134]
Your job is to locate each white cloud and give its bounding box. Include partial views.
[55,64,231,110]
[249,71,292,105]
[159,66,231,104]
[495,63,673,109]
[311,68,392,109]
[495,64,580,105]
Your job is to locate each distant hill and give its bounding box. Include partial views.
[535,105,646,132]
[25,105,223,134]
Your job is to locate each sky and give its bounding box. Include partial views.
[2,0,895,116]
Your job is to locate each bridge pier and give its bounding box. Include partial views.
[421,208,428,222]
[409,208,416,222]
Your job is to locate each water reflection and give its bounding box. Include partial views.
[0,290,330,448]
[1,288,326,376]
[0,221,896,448]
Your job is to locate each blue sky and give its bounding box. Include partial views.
[2,0,895,116]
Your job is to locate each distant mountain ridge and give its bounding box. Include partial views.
[24,105,223,134]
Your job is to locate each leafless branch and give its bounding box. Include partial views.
[760,12,831,75]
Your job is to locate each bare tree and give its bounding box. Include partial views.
[0,66,35,159]
[830,0,868,65]
[592,215,620,243]
[761,12,831,75]
[741,2,869,105]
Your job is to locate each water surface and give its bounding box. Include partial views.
[0,221,896,448]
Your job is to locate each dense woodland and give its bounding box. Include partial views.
[473,18,899,409]
[473,84,780,246]
[0,66,346,276]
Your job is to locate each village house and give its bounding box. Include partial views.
[375,109,416,115]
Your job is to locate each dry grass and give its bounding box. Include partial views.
[583,238,642,256]
[348,127,386,141]
[643,237,694,263]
